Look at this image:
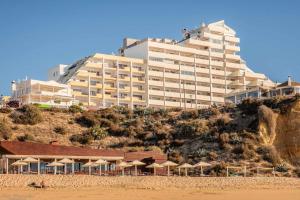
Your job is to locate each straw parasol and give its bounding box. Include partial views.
[23,157,38,173]
[194,161,211,176]
[117,161,132,176]
[11,160,28,174]
[161,161,178,176]
[94,159,108,176]
[47,161,64,174]
[146,163,163,176]
[129,160,145,176]
[11,160,28,166]
[178,163,194,176]
[58,158,74,175]
[82,161,94,175]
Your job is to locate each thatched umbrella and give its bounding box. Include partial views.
[194,161,211,176]
[161,161,178,176]
[178,163,194,176]
[129,160,145,176]
[94,159,108,176]
[146,163,163,176]
[117,161,132,176]
[11,160,28,174]
[47,162,64,174]
[23,157,38,173]
[58,158,74,175]
[82,161,94,175]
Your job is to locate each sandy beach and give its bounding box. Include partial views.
[0,175,299,200]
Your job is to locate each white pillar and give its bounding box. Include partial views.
[6,158,8,174]
[20,158,23,174]
[88,159,91,175]
[64,163,67,175]
[54,158,57,175]
[37,158,40,175]
[72,160,75,174]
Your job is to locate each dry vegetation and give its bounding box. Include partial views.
[0,96,300,177]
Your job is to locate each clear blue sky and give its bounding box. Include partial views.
[0,0,299,95]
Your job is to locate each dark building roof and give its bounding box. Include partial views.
[0,141,167,162]
[278,81,300,87]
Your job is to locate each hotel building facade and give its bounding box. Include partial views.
[45,20,275,109]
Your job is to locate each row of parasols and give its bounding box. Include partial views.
[11,157,212,176]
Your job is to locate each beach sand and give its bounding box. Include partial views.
[0,175,299,200]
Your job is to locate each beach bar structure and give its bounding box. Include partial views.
[0,141,167,175]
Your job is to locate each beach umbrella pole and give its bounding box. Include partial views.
[135,165,137,176]
[99,165,102,176]
[201,166,203,176]
[185,168,187,176]
[167,166,170,176]
[64,163,67,175]
[179,168,180,176]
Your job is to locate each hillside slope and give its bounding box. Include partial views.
[0,97,300,177]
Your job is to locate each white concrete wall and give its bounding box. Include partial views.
[124,41,148,59]
[48,64,68,81]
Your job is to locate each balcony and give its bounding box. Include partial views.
[212,96,224,103]
[226,62,241,69]
[149,99,164,106]
[149,90,164,96]
[197,95,211,101]
[225,54,240,61]
[84,62,101,69]
[210,60,223,67]
[225,36,240,43]
[224,44,240,52]
[132,78,145,83]
[148,70,163,77]
[165,101,180,107]
[149,80,163,87]
[212,87,225,93]
[165,91,181,98]
[165,72,180,79]
[148,60,179,70]
[185,38,210,47]
[69,81,88,87]
[165,82,180,88]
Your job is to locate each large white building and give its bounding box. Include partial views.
[44,20,275,109]
[11,79,74,108]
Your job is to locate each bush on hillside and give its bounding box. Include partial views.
[76,111,99,127]
[257,145,281,165]
[0,107,12,114]
[237,98,263,115]
[53,126,67,135]
[68,105,83,113]
[0,118,12,140]
[69,133,93,145]
[10,105,42,125]
[17,133,34,142]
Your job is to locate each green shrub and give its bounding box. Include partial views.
[0,118,11,140]
[237,98,262,115]
[0,107,12,113]
[208,151,218,161]
[68,105,83,113]
[53,126,66,135]
[89,125,108,140]
[76,111,98,127]
[180,109,199,119]
[257,146,281,165]
[17,133,34,142]
[294,167,300,177]
[69,133,92,145]
[10,105,42,125]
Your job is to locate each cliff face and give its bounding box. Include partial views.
[259,100,300,166]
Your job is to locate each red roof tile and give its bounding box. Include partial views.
[0,141,123,157]
[0,141,167,162]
